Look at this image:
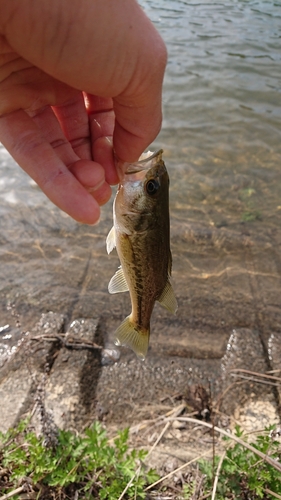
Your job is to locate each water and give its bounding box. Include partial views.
[1,0,281,363]
[151,0,281,224]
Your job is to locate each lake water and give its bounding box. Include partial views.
[0,0,281,363]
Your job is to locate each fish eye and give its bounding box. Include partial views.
[145,179,160,196]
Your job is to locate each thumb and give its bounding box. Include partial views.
[112,30,167,163]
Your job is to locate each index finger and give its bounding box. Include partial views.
[0,109,101,224]
[85,94,119,185]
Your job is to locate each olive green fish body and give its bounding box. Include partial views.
[106,150,177,360]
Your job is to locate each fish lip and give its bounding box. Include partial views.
[115,149,163,178]
[126,149,163,174]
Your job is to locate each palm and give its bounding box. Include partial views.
[0,49,117,223]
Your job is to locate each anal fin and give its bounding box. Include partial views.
[108,267,129,294]
[158,280,178,314]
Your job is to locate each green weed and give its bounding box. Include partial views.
[1,419,281,500]
[0,419,159,499]
[199,425,281,500]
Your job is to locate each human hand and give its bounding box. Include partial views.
[0,0,167,224]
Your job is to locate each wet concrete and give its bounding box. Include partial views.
[1,157,281,439]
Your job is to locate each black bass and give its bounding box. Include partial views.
[106,150,177,360]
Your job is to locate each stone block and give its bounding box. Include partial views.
[0,312,65,433]
[45,318,102,430]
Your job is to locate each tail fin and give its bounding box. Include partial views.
[114,315,150,361]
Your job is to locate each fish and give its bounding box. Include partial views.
[106,149,177,360]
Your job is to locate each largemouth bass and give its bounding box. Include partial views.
[106,150,177,360]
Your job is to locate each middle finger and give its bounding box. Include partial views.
[86,94,119,185]
[51,92,92,160]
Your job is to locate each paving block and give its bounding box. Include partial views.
[45,318,102,430]
[220,328,279,427]
[0,312,65,433]
[268,332,281,411]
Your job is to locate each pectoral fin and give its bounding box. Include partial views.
[114,315,149,360]
[108,267,129,294]
[106,226,116,254]
[158,280,178,314]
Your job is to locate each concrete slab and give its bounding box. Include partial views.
[220,328,279,429]
[45,318,102,430]
[0,312,65,433]
[268,332,281,408]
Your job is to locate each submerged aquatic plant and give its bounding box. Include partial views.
[241,210,262,222]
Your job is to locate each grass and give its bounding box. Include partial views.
[199,424,281,500]
[0,419,159,500]
[1,359,280,499]
[1,416,280,500]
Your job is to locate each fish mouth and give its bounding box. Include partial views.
[127,149,163,173]
[116,149,164,178]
